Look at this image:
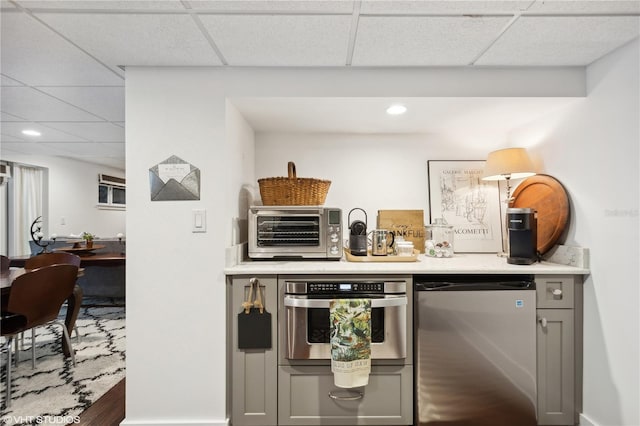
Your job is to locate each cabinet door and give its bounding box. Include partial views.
[537,309,575,425]
[278,364,413,425]
[231,276,277,426]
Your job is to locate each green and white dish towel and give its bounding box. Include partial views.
[330,298,372,388]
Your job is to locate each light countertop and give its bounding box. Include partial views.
[224,253,590,276]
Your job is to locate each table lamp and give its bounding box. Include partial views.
[482,147,536,256]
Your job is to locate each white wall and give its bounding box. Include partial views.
[255,132,502,232]
[125,68,228,425]
[512,38,639,426]
[0,153,125,245]
[124,65,589,425]
[226,100,256,247]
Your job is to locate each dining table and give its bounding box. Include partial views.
[10,251,125,267]
[1,267,83,358]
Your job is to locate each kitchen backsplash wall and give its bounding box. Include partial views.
[255,131,505,236]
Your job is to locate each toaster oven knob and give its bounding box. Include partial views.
[330,233,339,243]
[330,246,339,255]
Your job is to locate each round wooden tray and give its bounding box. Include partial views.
[510,175,569,255]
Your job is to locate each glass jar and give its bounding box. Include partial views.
[425,218,454,258]
[396,240,415,257]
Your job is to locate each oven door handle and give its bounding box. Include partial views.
[284,295,407,309]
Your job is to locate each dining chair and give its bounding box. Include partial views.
[23,252,82,346]
[0,254,9,270]
[1,310,27,409]
[1,264,79,408]
[24,252,81,269]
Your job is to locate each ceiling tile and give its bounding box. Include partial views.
[15,0,187,10]
[187,0,354,13]
[45,141,124,156]
[1,112,27,121]
[1,141,73,156]
[37,86,125,121]
[0,122,88,142]
[40,121,125,142]
[526,0,640,14]
[0,10,124,85]
[476,16,640,66]
[36,12,223,67]
[1,74,25,86]
[352,16,512,66]
[360,0,534,14]
[1,87,102,121]
[1,133,27,142]
[199,14,353,65]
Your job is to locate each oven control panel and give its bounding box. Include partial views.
[308,282,384,294]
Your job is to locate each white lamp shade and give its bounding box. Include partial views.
[482,147,536,181]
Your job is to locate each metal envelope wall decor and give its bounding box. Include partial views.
[149,155,200,201]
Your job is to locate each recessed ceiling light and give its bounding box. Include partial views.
[22,129,41,137]
[386,104,407,115]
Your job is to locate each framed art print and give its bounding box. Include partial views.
[427,160,502,253]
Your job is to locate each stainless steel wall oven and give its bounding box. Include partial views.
[277,275,413,425]
[281,278,408,361]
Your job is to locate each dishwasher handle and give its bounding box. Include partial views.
[416,281,535,291]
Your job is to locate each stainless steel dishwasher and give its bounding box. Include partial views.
[414,274,537,426]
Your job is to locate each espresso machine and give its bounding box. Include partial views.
[507,208,538,265]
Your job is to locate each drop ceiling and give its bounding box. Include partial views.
[1,0,639,170]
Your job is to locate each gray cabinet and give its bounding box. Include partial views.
[536,275,583,426]
[278,365,413,425]
[229,275,278,426]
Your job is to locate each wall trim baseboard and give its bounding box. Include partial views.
[580,413,599,426]
[120,419,229,426]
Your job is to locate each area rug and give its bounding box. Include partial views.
[0,306,125,425]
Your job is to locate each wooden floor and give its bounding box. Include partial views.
[78,378,125,426]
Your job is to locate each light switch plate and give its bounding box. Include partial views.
[192,209,206,233]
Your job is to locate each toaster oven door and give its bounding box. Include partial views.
[256,215,321,247]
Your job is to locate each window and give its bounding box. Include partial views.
[98,174,125,210]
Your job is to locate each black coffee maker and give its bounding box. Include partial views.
[507,208,538,265]
[348,208,368,256]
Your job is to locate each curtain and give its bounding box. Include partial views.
[10,165,44,256]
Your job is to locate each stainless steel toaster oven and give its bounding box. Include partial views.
[248,206,342,260]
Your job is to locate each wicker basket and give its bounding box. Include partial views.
[258,162,331,206]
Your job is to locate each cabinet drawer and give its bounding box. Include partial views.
[278,364,413,425]
[536,275,574,309]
